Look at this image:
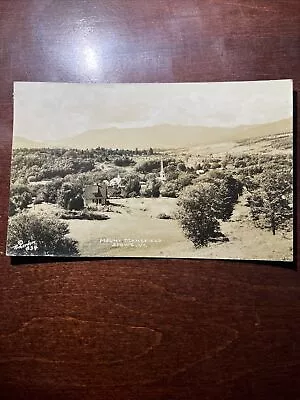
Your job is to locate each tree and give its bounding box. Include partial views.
[248,169,293,235]
[160,181,177,197]
[141,175,161,197]
[202,171,243,221]
[177,183,221,247]
[9,199,17,216]
[177,162,186,172]
[136,159,160,174]
[7,212,79,256]
[114,157,135,167]
[68,195,84,211]
[123,174,141,197]
[165,169,179,181]
[214,174,243,221]
[177,172,195,190]
[57,182,82,209]
[42,179,63,204]
[10,184,33,210]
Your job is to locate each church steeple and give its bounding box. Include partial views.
[160,157,166,182]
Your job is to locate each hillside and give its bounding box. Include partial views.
[13,118,292,149]
[185,131,293,157]
[13,136,49,149]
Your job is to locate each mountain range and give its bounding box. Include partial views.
[13,118,292,150]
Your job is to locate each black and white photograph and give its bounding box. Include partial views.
[6,80,293,260]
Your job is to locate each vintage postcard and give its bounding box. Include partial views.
[6,80,293,260]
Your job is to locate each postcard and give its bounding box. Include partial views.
[6,80,293,260]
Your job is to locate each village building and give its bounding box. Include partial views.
[83,182,108,207]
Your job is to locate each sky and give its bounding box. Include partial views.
[14,80,293,141]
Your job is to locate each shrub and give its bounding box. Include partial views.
[58,210,110,221]
[7,212,79,256]
[157,213,172,220]
[33,195,44,205]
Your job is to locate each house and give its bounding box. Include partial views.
[83,183,108,207]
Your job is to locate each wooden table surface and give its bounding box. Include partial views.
[0,1,299,399]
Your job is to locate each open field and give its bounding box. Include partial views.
[60,197,293,261]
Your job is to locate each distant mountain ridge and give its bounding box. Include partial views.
[13,118,292,150]
[13,136,49,149]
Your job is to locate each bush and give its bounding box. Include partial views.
[7,212,79,256]
[33,195,44,205]
[156,213,172,219]
[58,210,110,220]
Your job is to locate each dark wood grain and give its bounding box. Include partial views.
[0,1,299,399]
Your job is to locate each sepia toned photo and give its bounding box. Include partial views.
[6,80,293,260]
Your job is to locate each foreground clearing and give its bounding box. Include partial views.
[64,197,293,261]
